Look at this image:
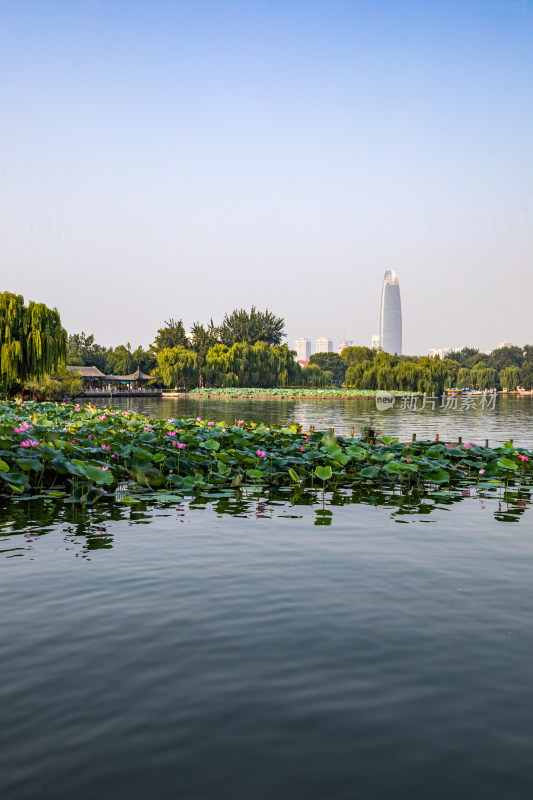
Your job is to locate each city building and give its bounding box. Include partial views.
[379,270,402,355]
[337,338,353,354]
[294,338,311,361]
[371,334,380,350]
[428,347,452,359]
[496,336,513,349]
[316,337,333,353]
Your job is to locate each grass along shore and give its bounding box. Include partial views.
[164,388,421,398]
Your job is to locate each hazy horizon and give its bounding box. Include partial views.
[1,0,531,354]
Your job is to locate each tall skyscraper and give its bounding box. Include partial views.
[379,270,402,355]
[316,337,333,353]
[294,338,311,361]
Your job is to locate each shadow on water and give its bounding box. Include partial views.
[1,481,531,559]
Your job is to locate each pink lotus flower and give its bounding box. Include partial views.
[98,415,107,421]
[143,427,152,432]
[305,438,309,443]
[208,421,215,426]
[167,418,175,424]
[100,466,109,471]
[167,431,176,437]
[20,439,39,448]
[173,441,186,449]
[101,444,111,450]
[236,420,244,426]
[88,434,93,440]
[462,444,469,450]
[71,439,76,444]
[14,422,32,433]
[197,417,202,422]
[256,449,266,458]
[222,428,226,433]
[122,412,130,417]
[406,457,411,463]
[479,468,485,474]
[301,446,305,451]
[111,454,118,459]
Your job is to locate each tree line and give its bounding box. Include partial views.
[337,346,533,392]
[2,291,532,396]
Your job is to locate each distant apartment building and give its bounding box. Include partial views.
[428,347,451,359]
[294,338,311,361]
[316,337,333,353]
[337,338,353,354]
[371,334,381,349]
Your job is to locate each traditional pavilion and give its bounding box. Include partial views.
[66,366,160,396]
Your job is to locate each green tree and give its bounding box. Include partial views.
[216,307,285,347]
[519,362,533,390]
[301,363,328,388]
[105,344,135,375]
[24,364,83,400]
[0,292,66,394]
[457,368,472,389]
[500,366,520,391]
[150,319,189,354]
[340,346,375,367]
[190,322,219,384]
[157,347,198,389]
[67,332,108,372]
[487,346,524,372]
[309,352,346,383]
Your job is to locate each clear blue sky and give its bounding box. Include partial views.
[1,0,531,354]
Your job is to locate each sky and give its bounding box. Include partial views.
[1,0,532,355]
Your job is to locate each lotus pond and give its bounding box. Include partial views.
[186,387,418,397]
[1,400,532,505]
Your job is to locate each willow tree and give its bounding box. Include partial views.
[157,346,198,389]
[0,292,67,393]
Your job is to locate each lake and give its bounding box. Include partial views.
[2,395,532,798]
[1,486,532,799]
[86,393,533,448]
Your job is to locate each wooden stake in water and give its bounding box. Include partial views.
[412,433,416,442]
[435,433,439,442]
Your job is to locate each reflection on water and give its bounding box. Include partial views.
[1,482,531,560]
[2,492,533,800]
[84,393,533,447]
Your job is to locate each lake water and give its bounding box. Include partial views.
[1,487,532,799]
[87,393,533,448]
[2,396,533,798]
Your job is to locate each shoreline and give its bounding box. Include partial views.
[161,390,533,400]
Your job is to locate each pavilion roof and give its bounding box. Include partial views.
[105,367,155,382]
[66,365,106,378]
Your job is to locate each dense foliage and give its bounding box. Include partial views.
[0,402,531,506]
[215,307,285,347]
[0,292,67,395]
[309,352,347,383]
[340,347,533,392]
